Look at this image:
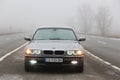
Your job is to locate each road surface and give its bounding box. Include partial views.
[81,35,120,68]
[0,33,120,80]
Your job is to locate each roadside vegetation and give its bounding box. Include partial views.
[68,5,120,38]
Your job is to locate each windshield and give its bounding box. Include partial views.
[33,28,77,40]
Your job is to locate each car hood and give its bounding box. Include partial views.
[26,40,84,50]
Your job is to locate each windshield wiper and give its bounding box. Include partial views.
[49,38,62,40]
[49,38,73,40]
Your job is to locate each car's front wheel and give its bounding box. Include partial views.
[76,63,84,72]
[25,63,31,72]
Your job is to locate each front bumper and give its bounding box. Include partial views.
[25,56,84,66]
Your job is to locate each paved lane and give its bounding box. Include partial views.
[81,35,120,68]
[0,33,26,57]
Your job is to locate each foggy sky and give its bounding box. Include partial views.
[0,0,120,34]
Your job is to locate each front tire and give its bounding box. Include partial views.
[76,63,84,72]
[25,63,31,72]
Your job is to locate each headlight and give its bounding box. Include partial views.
[25,49,41,55]
[67,50,83,56]
[32,49,41,54]
[67,50,75,55]
[75,50,83,55]
[26,49,32,55]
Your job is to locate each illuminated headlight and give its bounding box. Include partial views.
[26,49,41,55]
[74,50,82,55]
[67,50,83,56]
[26,49,32,55]
[71,61,78,64]
[32,49,41,54]
[67,50,75,55]
[30,60,37,64]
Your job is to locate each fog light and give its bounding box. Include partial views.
[71,61,78,64]
[30,60,37,64]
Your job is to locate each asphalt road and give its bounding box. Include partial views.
[81,35,120,68]
[0,34,120,80]
[0,33,26,57]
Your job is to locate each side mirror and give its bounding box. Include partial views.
[78,38,86,41]
[24,36,31,41]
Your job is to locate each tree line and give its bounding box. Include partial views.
[68,5,112,37]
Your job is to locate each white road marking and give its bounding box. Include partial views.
[85,50,120,72]
[0,42,28,62]
[109,38,120,41]
[97,41,106,45]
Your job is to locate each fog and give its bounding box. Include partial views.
[0,0,120,36]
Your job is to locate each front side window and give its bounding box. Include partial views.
[33,28,77,40]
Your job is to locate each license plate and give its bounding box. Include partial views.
[45,58,63,63]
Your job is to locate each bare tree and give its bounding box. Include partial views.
[78,5,95,34]
[96,7,112,36]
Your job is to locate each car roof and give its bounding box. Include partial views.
[37,26,73,29]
